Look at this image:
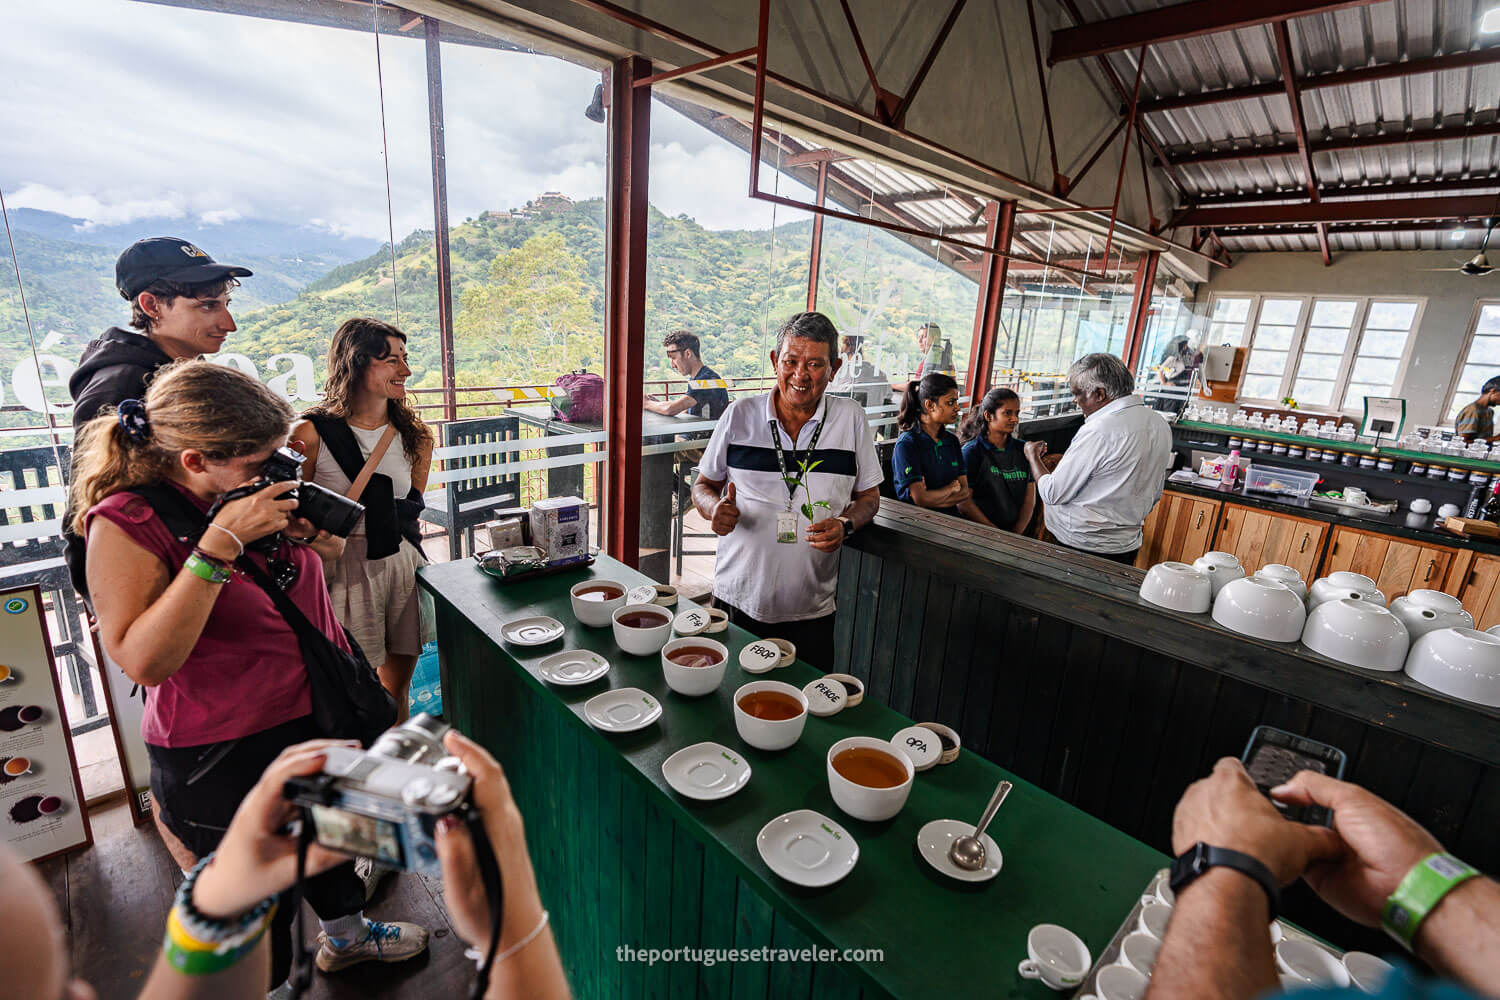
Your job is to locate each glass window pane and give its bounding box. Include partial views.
[1309,299,1357,327]
[1259,298,1304,326]
[1241,374,1283,399]
[1359,329,1408,358]
[1303,326,1350,354]
[1466,335,1500,366]
[1247,349,1287,375]
[1214,297,1251,322]
[1254,325,1295,351]
[1345,384,1385,405]
[1350,356,1399,385]
[1293,378,1335,407]
[1366,301,1418,330]
[1298,353,1342,380]
[1476,305,1500,335]
[1457,365,1488,396]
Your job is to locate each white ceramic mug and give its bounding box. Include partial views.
[1017,924,1091,990]
[1342,952,1394,994]
[1136,900,1171,941]
[732,680,808,751]
[1117,932,1160,976]
[1276,939,1350,987]
[611,604,674,656]
[569,579,628,627]
[826,736,914,822]
[1080,964,1147,1000]
[1139,873,1175,908]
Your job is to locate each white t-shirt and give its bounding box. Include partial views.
[1035,394,1172,554]
[698,391,883,623]
[311,422,414,536]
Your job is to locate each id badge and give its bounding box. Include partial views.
[776,510,798,544]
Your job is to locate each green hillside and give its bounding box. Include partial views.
[0,196,981,419]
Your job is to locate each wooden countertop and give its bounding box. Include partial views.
[850,502,1500,768]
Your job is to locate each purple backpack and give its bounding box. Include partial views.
[552,370,604,423]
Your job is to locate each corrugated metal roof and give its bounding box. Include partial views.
[1070,0,1500,250]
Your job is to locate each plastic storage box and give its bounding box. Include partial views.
[1242,464,1319,499]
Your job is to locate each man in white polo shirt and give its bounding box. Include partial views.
[694,312,883,670]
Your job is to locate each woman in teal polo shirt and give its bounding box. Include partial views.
[891,372,973,517]
[958,386,1036,533]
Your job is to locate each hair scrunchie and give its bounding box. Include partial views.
[117,398,151,444]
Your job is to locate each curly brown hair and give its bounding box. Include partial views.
[303,317,432,460]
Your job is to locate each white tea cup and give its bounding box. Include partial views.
[1140,873,1176,908]
[1342,952,1394,994]
[1117,932,1160,976]
[732,680,808,751]
[1080,964,1147,1000]
[826,736,914,822]
[1017,924,1091,991]
[1276,939,1350,987]
[1136,900,1171,941]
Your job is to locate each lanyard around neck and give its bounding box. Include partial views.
[768,416,824,504]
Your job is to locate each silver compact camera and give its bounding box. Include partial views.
[283,714,471,875]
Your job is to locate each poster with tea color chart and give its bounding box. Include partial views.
[0,585,92,862]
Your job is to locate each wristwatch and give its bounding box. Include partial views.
[838,515,855,539]
[1169,842,1280,921]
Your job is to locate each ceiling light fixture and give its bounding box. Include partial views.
[1482,6,1500,32]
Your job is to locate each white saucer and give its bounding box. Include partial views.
[661,742,751,801]
[916,818,1002,882]
[536,650,610,686]
[739,640,782,674]
[500,616,564,647]
[756,809,858,888]
[582,687,662,733]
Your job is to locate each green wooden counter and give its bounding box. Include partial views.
[419,556,1167,999]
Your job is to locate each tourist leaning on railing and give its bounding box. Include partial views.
[67,360,427,993]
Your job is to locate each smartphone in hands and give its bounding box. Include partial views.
[1241,725,1346,827]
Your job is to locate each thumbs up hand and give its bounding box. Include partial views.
[712,481,741,536]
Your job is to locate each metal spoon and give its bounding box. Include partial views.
[948,779,1012,871]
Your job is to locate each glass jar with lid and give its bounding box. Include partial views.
[1428,464,1449,479]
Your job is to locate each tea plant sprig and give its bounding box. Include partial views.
[782,456,832,522]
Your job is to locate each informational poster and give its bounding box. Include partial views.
[0,585,91,862]
[96,636,152,825]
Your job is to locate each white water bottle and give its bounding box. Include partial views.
[1220,449,1240,486]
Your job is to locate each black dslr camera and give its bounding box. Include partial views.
[258,447,364,538]
[283,714,471,874]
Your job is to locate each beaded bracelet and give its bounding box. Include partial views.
[161,854,278,975]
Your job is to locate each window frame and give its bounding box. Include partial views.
[1203,293,1258,349]
[1233,293,1424,413]
[1442,299,1500,424]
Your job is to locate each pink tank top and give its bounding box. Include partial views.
[86,484,349,748]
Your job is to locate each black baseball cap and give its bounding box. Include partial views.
[115,237,253,300]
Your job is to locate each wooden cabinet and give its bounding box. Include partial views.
[1134,492,1221,568]
[1453,553,1500,630]
[1214,503,1327,578]
[1323,526,1459,604]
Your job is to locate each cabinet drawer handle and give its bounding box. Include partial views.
[1196,511,1204,529]
[1299,533,1309,553]
[1425,560,1436,582]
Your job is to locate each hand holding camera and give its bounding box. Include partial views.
[198,479,302,560]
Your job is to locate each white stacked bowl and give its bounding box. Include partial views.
[1405,628,1500,707]
[1254,564,1307,601]
[1212,576,1307,643]
[1389,590,1472,643]
[1193,552,1247,598]
[1139,562,1212,614]
[1302,599,1410,671]
[1307,572,1386,610]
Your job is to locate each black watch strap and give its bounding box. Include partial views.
[1169,843,1280,921]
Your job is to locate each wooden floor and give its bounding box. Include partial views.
[40,796,479,999]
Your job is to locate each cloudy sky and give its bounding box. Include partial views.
[1,0,812,239]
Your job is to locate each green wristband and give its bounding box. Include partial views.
[1381,852,1480,950]
[184,552,231,584]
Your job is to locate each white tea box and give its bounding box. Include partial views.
[529,496,589,565]
[482,517,527,551]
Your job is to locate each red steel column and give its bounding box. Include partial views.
[964,200,1017,399]
[1123,250,1160,371]
[604,57,651,568]
[805,161,828,311]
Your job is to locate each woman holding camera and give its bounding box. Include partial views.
[291,317,434,723]
[70,360,428,991]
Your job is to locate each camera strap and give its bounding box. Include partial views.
[463,801,505,1000]
[345,424,399,501]
[287,817,316,999]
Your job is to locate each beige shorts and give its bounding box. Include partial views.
[325,536,425,666]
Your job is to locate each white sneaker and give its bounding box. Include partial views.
[315,919,429,972]
[354,856,393,903]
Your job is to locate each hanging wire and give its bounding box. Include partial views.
[0,184,66,471]
[761,129,784,371]
[372,2,401,325]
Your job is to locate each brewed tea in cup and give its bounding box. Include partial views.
[732,680,807,750]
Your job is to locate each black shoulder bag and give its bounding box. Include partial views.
[129,483,395,748]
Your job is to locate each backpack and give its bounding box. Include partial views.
[551,370,604,423]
